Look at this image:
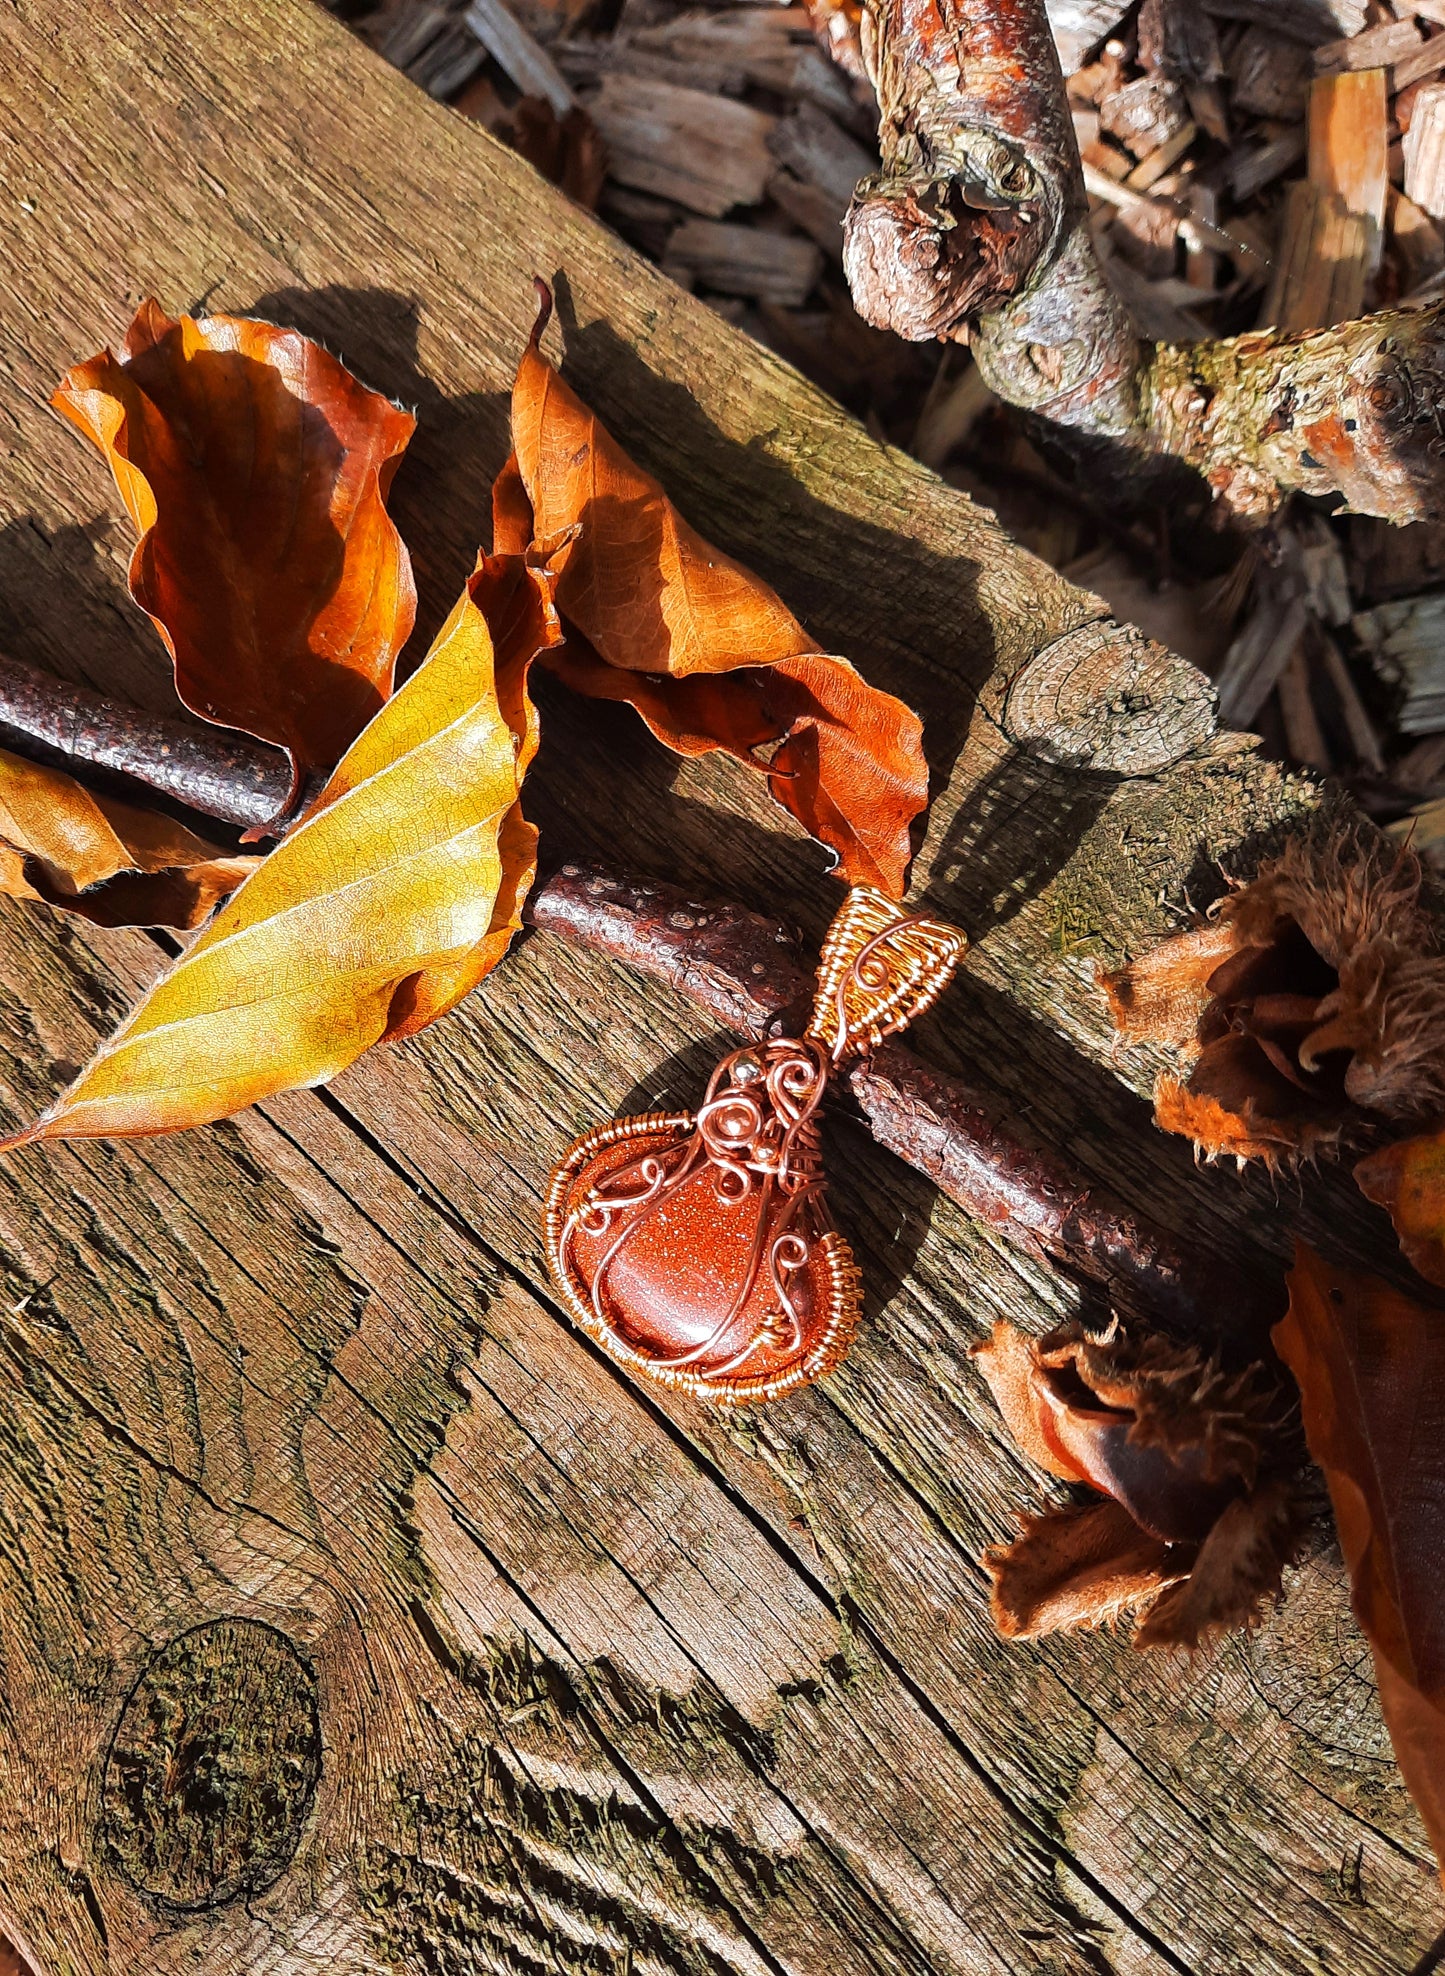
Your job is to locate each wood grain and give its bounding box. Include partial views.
[0,2,1438,1971]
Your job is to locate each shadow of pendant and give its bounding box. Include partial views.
[545,886,967,1404]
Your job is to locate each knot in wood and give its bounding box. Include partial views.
[843,163,1048,343]
[1002,619,1215,775]
[100,1619,321,1910]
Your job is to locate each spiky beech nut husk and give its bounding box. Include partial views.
[1101,824,1445,1165]
[977,1316,1303,1650]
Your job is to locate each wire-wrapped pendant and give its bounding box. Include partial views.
[544,885,966,1404]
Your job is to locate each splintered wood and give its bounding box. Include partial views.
[1264,69,1385,329]
[587,76,774,214]
[1404,80,1445,217]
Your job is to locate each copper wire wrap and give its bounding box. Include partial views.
[544,885,966,1404]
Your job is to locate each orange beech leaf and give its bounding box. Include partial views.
[0,746,255,929]
[1,555,555,1145]
[53,299,417,793]
[977,1317,1300,1649]
[542,637,922,899]
[1356,1130,1445,1289]
[506,289,928,896]
[1273,1245,1445,1876]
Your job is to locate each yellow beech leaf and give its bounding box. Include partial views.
[0,746,256,929]
[2,555,555,1144]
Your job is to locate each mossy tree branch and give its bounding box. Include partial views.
[842,0,1445,525]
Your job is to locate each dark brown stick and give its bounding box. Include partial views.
[0,653,292,832]
[0,660,1274,1338]
[526,861,1281,1344]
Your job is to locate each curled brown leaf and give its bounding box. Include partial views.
[1273,1245,1445,1878]
[977,1317,1299,1649]
[54,299,417,798]
[0,746,255,929]
[1355,1129,1445,1291]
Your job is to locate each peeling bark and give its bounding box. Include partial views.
[843,0,1445,524]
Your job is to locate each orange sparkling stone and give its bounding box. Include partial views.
[543,885,966,1405]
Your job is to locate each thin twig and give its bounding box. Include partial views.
[843,0,1445,525]
[0,652,292,832]
[0,658,1280,1342]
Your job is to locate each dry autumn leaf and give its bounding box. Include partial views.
[1,553,555,1143]
[978,1317,1300,1649]
[0,745,255,929]
[54,299,417,795]
[502,287,928,896]
[1273,1245,1445,1879]
[1355,1130,1445,1290]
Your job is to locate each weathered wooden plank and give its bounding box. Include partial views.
[0,2,1437,1973]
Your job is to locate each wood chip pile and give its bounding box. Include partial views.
[324,0,1445,853]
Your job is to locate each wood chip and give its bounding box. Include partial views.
[1203,0,1366,44]
[1257,65,1390,328]
[1350,515,1445,603]
[1229,127,1307,199]
[1082,163,1266,269]
[1309,67,1388,227]
[585,75,774,214]
[1229,28,1311,117]
[664,218,823,303]
[374,2,451,67]
[1138,0,1223,82]
[1110,190,1181,275]
[910,360,997,470]
[1186,78,1231,143]
[597,181,677,257]
[768,167,845,256]
[1353,592,1445,732]
[1095,236,1209,337]
[1395,732,1445,789]
[410,18,489,97]
[1277,646,1332,770]
[1296,513,1353,626]
[1261,180,1371,328]
[1404,78,1445,217]
[1316,625,1386,772]
[1392,183,1445,289]
[1046,0,1133,76]
[1391,28,1445,93]
[465,0,575,112]
[1125,117,1198,189]
[768,99,873,212]
[1313,18,1422,71]
[1098,73,1191,157]
[632,9,808,94]
[1387,794,1445,862]
[1215,590,1310,727]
